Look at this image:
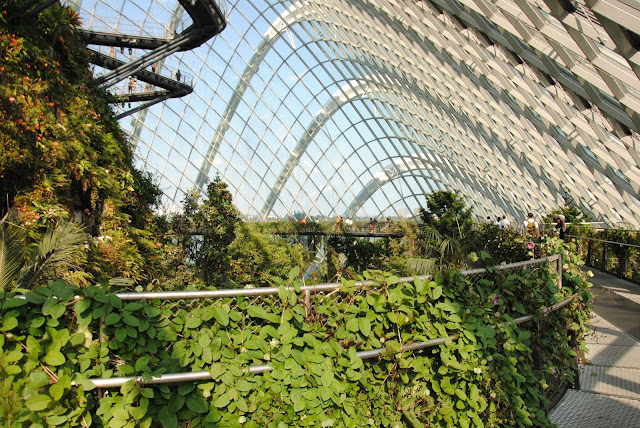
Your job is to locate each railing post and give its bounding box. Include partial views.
[568,324,582,390]
[586,238,592,266]
[601,230,607,272]
[618,243,628,280]
[557,254,563,290]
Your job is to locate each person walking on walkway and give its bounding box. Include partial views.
[554,214,566,239]
[524,213,540,239]
[499,215,511,229]
[128,77,136,93]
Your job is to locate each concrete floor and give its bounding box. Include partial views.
[549,269,640,427]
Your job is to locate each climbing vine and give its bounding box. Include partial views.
[1,244,591,427]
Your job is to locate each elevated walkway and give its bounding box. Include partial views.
[79,0,226,117]
[550,268,640,427]
[8,0,226,118]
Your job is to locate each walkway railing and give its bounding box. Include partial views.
[569,232,640,283]
[82,255,566,388]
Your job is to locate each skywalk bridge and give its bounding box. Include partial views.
[10,0,227,118]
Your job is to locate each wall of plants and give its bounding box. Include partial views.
[1,2,167,287]
[1,239,592,427]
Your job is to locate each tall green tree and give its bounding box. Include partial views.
[173,177,242,287]
[420,190,473,239]
[419,190,474,266]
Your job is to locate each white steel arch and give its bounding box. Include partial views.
[75,0,640,226]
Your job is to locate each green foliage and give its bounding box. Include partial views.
[172,177,242,287]
[543,203,590,225]
[228,223,304,286]
[1,219,88,290]
[474,223,529,264]
[0,221,26,290]
[327,236,390,278]
[0,248,592,426]
[0,1,163,286]
[418,191,476,268]
[420,191,473,240]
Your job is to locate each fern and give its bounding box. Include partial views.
[18,222,87,289]
[0,219,26,290]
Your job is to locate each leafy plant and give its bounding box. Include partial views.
[172,177,242,287]
[0,218,87,290]
[1,246,592,427]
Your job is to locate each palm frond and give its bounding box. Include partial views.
[0,220,27,290]
[406,257,436,275]
[18,222,87,289]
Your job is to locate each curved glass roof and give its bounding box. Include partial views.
[74,0,640,227]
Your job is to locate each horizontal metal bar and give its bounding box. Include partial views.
[568,234,640,249]
[81,295,574,388]
[114,255,559,301]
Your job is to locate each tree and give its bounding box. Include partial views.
[228,223,304,286]
[419,190,474,267]
[173,177,242,287]
[420,190,473,240]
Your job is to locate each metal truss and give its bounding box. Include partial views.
[73,0,640,227]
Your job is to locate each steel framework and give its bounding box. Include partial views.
[74,0,640,227]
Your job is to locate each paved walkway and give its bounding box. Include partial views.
[549,269,640,427]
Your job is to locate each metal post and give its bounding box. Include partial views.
[586,238,592,266]
[618,243,628,280]
[601,231,607,272]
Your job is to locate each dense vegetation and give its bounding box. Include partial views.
[1,240,592,427]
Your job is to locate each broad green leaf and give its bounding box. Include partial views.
[434,272,444,285]
[74,298,91,315]
[42,299,65,319]
[104,312,121,326]
[247,305,269,319]
[1,316,18,331]
[321,370,334,387]
[26,394,51,411]
[44,350,65,366]
[345,318,359,332]
[123,315,140,327]
[3,297,27,310]
[178,384,196,396]
[46,415,68,426]
[213,307,229,326]
[115,328,127,342]
[109,294,123,310]
[288,265,301,283]
[49,381,65,401]
[358,318,371,336]
[209,363,224,380]
[278,285,288,305]
[432,286,443,300]
[186,395,208,413]
[158,407,178,428]
[185,316,202,329]
[236,379,253,392]
[319,386,333,401]
[214,393,230,408]
[144,305,161,318]
[29,371,51,388]
[123,302,143,312]
[5,365,21,374]
[54,329,70,348]
[51,280,75,301]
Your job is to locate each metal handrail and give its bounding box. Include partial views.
[567,234,640,250]
[114,254,561,301]
[76,255,564,388]
[83,295,574,388]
